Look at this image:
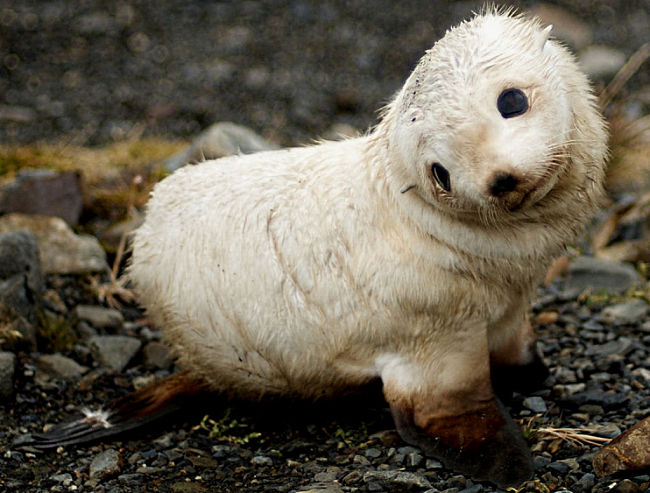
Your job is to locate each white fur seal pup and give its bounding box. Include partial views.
[33,9,607,488]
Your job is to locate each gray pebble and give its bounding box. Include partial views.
[523,396,548,413]
[89,335,141,372]
[363,470,432,489]
[89,448,123,480]
[76,304,124,331]
[426,458,443,470]
[36,353,87,379]
[364,447,381,459]
[314,470,338,482]
[601,299,649,324]
[584,338,633,357]
[251,455,273,466]
[50,473,73,484]
[407,452,423,467]
[565,256,641,293]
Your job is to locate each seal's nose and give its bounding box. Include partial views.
[489,172,519,197]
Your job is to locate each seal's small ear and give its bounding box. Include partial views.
[539,24,553,52]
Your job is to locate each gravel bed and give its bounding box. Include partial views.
[1,275,649,492]
[1,0,648,146]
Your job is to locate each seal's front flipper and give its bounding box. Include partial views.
[27,372,209,449]
[388,395,533,488]
[378,328,533,489]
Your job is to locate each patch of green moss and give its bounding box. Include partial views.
[193,409,262,445]
[37,311,78,353]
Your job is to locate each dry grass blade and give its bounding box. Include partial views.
[88,231,137,309]
[534,425,612,447]
[599,43,650,109]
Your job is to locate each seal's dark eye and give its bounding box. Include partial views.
[497,88,528,118]
[431,162,451,192]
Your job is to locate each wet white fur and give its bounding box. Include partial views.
[129,11,607,403]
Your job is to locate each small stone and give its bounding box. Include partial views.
[534,455,551,470]
[523,396,548,413]
[89,335,141,372]
[397,446,420,455]
[0,351,17,400]
[0,213,108,274]
[584,338,633,357]
[50,473,73,485]
[553,366,577,383]
[314,470,338,482]
[89,449,123,480]
[406,452,423,467]
[75,305,124,331]
[579,404,604,416]
[364,447,381,459]
[353,454,371,466]
[152,434,174,449]
[143,341,174,370]
[632,368,650,381]
[164,122,279,172]
[458,485,483,493]
[575,473,595,491]
[426,458,443,470]
[342,470,362,484]
[562,390,628,411]
[363,470,432,489]
[594,416,650,477]
[0,169,84,226]
[298,485,344,493]
[594,423,622,438]
[251,455,273,466]
[36,353,87,379]
[548,461,570,474]
[565,256,641,293]
[601,299,649,324]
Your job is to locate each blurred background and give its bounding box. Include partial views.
[1,0,648,147]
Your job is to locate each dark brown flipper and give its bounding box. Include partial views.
[389,396,533,488]
[28,372,209,449]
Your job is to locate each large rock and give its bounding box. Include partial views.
[36,353,87,379]
[565,256,642,293]
[0,213,107,274]
[164,122,279,172]
[0,169,84,226]
[89,335,141,372]
[0,230,43,349]
[593,416,650,477]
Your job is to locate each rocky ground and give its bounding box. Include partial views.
[1,1,650,492]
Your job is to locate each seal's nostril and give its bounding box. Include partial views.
[490,172,519,197]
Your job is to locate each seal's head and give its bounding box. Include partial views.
[381,9,607,223]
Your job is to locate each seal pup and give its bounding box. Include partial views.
[33,8,607,488]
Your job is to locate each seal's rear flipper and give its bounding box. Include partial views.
[389,396,533,488]
[29,372,209,449]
